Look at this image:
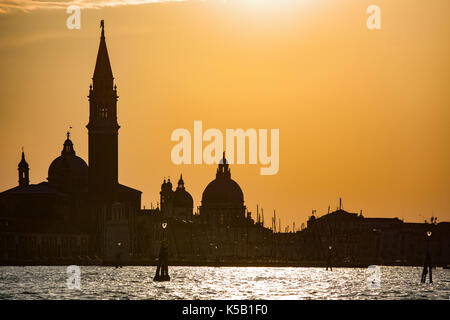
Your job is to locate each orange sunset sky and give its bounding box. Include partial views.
[0,0,449,228]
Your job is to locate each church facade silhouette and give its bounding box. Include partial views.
[1,22,449,267]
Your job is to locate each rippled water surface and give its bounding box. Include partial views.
[0,266,449,300]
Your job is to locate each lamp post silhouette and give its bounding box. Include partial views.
[421,230,432,283]
[162,222,167,239]
[326,245,333,271]
[154,222,170,281]
[115,242,122,268]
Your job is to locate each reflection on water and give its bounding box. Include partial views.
[0,266,449,300]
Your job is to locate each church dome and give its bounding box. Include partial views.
[173,175,193,208]
[174,188,194,208]
[201,153,244,207]
[48,131,88,190]
[202,178,243,206]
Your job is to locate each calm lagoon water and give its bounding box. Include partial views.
[0,266,449,300]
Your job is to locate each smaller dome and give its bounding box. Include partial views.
[48,131,88,190]
[173,174,193,208]
[173,188,193,208]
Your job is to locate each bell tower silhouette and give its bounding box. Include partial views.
[87,20,119,205]
[86,21,120,253]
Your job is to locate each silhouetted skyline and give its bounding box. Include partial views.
[0,0,449,228]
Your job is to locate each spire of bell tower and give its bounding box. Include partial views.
[93,20,113,91]
[88,20,119,126]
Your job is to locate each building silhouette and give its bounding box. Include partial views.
[0,22,141,264]
[160,175,194,221]
[0,21,449,267]
[0,143,90,263]
[200,153,246,227]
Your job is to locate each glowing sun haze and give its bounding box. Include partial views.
[0,0,449,228]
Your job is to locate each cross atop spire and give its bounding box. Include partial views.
[100,20,105,38]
